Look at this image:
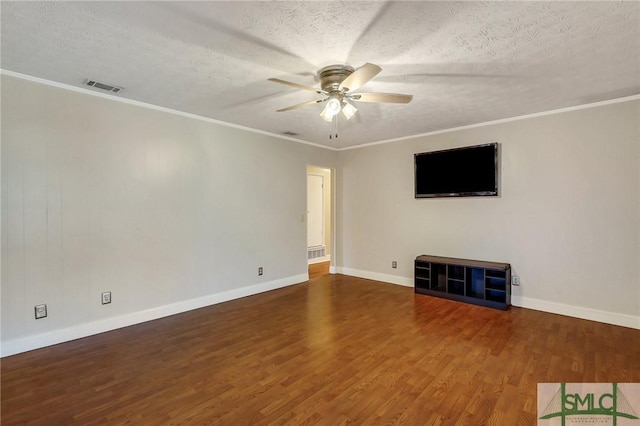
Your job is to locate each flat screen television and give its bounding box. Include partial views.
[415,143,498,198]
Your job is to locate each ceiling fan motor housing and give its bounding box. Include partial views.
[318,65,354,93]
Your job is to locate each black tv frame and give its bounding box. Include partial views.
[414,142,499,199]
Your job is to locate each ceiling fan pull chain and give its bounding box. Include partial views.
[329,114,338,139]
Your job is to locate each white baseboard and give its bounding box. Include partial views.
[335,268,639,330]
[1,274,307,357]
[511,295,640,330]
[5,271,636,357]
[335,267,413,287]
[308,255,331,265]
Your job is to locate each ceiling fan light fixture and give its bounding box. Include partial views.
[341,101,357,120]
[326,97,341,114]
[320,97,341,121]
[320,107,334,122]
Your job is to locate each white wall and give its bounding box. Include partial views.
[1,75,337,355]
[336,99,640,328]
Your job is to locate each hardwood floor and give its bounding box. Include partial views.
[308,261,330,280]
[2,274,639,425]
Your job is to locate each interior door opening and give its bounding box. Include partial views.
[307,166,333,275]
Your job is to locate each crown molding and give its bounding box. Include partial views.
[338,94,640,151]
[0,69,338,151]
[3,69,636,153]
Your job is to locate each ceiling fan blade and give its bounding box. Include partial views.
[268,78,326,95]
[339,63,382,92]
[276,99,324,112]
[350,92,413,104]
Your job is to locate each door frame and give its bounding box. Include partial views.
[306,165,335,274]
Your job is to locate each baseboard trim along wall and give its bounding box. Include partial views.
[1,274,308,357]
[336,267,414,287]
[308,255,331,265]
[510,295,640,330]
[4,270,637,357]
[335,268,640,330]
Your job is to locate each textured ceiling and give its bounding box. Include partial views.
[1,1,639,149]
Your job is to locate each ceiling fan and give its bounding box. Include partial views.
[268,63,413,124]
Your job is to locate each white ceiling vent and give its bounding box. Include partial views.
[84,79,123,93]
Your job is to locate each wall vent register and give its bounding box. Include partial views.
[84,79,123,93]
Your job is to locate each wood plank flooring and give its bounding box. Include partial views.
[2,274,639,425]
[308,261,330,280]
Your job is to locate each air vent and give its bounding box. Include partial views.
[282,131,299,136]
[84,79,123,93]
[308,246,326,260]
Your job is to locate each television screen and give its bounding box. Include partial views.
[415,143,498,198]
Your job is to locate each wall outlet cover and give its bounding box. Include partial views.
[102,291,112,304]
[35,304,47,319]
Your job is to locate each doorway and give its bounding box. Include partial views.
[307,166,333,277]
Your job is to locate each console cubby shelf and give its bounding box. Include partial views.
[414,255,511,310]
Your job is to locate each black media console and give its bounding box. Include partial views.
[414,255,511,310]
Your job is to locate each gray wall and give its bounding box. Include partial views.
[337,99,639,327]
[1,75,337,355]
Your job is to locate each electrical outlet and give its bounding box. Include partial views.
[512,275,520,286]
[101,291,112,305]
[392,261,397,269]
[258,267,263,276]
[35,304,47,319]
